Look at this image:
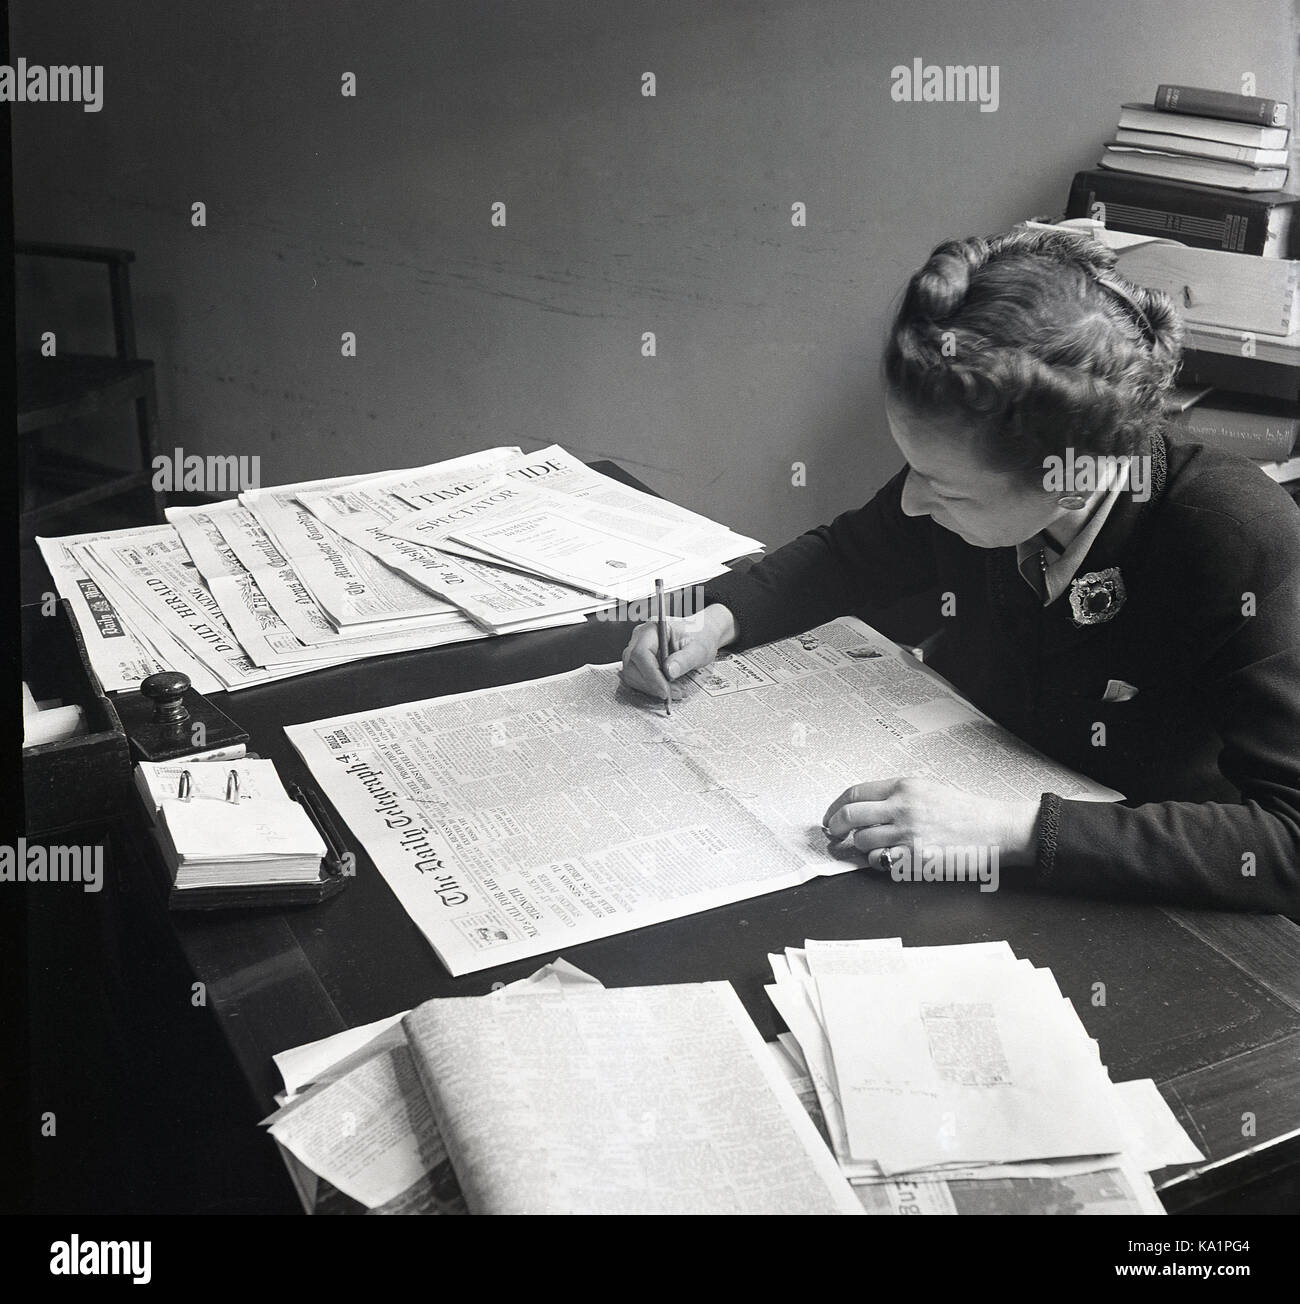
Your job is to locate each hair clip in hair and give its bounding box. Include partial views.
[1069,567,1126,627]
[1092,275,1156,345]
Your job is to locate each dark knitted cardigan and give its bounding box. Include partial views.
[704,431,1300,914]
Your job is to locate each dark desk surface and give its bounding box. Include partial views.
[112,470,1300,1215]
[145,615,1300,1215]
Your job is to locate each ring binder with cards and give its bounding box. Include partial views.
[161,781,354,911]
[133,756,355,911]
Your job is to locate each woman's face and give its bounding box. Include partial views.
[887,392,1061,548]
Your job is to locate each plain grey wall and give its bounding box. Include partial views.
[12,0,1297,546]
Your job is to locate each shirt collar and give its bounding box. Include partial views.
[1015,477,1125,605]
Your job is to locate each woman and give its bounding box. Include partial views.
[620,226,1300,915]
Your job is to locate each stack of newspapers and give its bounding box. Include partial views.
[765,938,1204,1215]
[37,445,762,694]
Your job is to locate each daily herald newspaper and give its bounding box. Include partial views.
[286,617,1120,977]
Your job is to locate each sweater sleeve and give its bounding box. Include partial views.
[702,465,941,651]
[1032,503,1300,917]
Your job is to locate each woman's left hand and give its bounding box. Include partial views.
[821,777,1041,870]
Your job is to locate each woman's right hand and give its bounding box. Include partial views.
[619,603,739,701]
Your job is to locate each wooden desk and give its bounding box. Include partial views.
[130,616,1300,1215]
[98,467,1300,1216]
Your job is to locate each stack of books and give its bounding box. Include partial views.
[1067,86,1297,257]
[1101,84,1290,193]
[765,938,1204,1214]
[135,758,327,892]
[1063,84,1299,410]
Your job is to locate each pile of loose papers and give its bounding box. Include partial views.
[765,938,1205,1215]
[37,445,762,694]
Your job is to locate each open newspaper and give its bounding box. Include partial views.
[263,967,861,1215]
[287,617,1122,977]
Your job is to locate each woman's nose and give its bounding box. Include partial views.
[900,469,932,517]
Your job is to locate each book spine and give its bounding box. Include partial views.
[1066,170,1288,256]
[1114,131,1282,166]
[1099,150,1288,191]
[1099,147,1261,178]
[1155,85,1289,128]
[1168,407,1300,459]
[1178,349,1300,404]
[1117,106,1288,149]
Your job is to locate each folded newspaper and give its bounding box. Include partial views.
[263,961,861,1215]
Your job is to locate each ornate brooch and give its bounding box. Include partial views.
[1069,567,1125,627]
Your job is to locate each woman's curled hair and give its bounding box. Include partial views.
[883,226,1183,484]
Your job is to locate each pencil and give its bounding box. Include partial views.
[655,578,671,716]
